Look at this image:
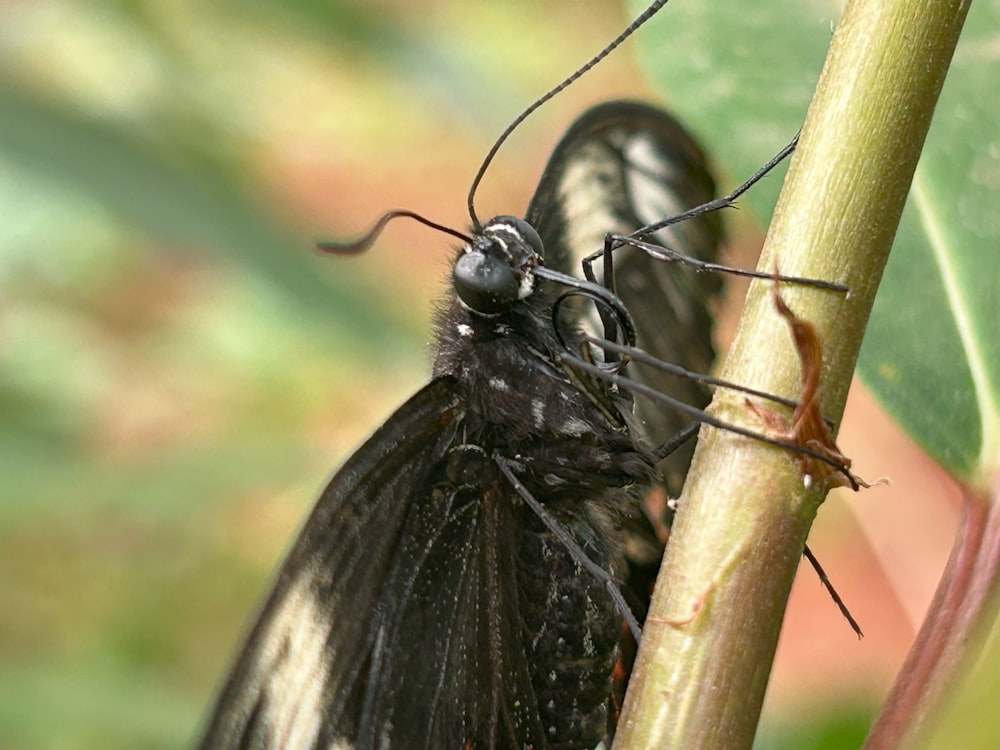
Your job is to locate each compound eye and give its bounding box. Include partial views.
[453,250,519,314]
[493,215,544,258]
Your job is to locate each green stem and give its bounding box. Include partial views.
[614,0,971,746]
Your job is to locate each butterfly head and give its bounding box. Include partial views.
[453,216,544,316]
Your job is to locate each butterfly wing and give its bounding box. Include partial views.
[198,377,475,749]
[526,100,722,492]
[201,374,609,749]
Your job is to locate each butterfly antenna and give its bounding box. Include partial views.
[466,0,671,230]
[317,209,472,255]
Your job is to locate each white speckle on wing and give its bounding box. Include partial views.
[531,621,548,650]
[560,417,590,436]
[532,398,545,427]
[489,377,510,392]
[457,323,473,338]
[254,578,331,749]
[546,580,560,608]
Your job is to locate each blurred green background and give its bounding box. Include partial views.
[0,1,993,749]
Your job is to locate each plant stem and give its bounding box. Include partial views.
[614,0,971,746]
[864,483,1000,749]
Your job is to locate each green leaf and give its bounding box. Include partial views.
[632,0,1000,484]
[859,8,1000,485]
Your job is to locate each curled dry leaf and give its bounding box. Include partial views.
[751,287,878,491]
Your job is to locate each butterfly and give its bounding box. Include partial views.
[196,97,728,750]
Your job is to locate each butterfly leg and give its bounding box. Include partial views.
[575,231,625,365]
[654,421,700,463]
[576,132,848,293]
[493,453,643,642]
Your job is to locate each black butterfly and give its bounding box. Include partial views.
[196,99,726,750]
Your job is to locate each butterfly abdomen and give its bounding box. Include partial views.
[517,505,625,748]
